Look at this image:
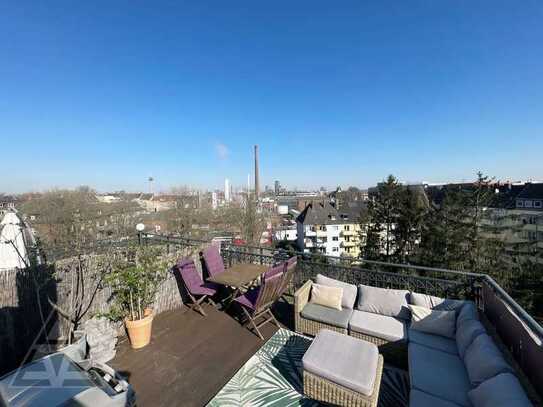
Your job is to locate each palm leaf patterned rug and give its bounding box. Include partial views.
[208,328,409,407]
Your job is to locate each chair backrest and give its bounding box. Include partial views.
[177,258,203,294]
[254,272,283,313]
[286,256,297,271]
[263,262,286,282]
[202,244,225,277]
[277,256,297,297]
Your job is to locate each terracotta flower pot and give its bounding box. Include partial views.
[125,308,154,349]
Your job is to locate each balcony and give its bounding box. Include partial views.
[2,234,542,407]
[316,229,327,238]
[341,229,357,236]
[138,236,541,392]
[341,239,357,247]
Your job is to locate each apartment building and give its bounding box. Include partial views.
[296,201,362,257]
[486,182,543,259]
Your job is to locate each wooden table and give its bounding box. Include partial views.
[207,263,269,307]
[207,263,269,288]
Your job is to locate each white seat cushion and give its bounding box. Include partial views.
[349,310,407,342]
[301,303,353,329]
[303,329,379,396]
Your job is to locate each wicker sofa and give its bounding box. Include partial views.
[295,275,410,363]
[294,275,533,407]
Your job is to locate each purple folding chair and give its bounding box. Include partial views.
[278,256,297,300]
[234,272,283,339]
[177,258,219,317]
[202,244,225,279]
[263,262,286,282]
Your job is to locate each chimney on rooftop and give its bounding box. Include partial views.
[254,145,260,200]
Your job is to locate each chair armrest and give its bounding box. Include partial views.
[294,280,312,314]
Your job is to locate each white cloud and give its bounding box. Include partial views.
[215,143,229,160]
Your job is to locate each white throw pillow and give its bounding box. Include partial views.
[408,304,456,338]
[310,283,343,311]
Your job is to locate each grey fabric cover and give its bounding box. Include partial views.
[410,389,464,407]
[301,303,353,329]
[410,292,465,312]
[316,274,358,309]
[463,334,512,386]
[467,373,532,407]
[357,284,410,320]
[349,310,407,342]
[456,318,486,359]
[409,343,472,407]
[408,329,458,355]
[303,329,378,396]
[456,301,479,327]
[409,305,456,339]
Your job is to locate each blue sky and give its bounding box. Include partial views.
[1,1,542,193]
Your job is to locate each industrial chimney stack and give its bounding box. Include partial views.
[254,145,260,200]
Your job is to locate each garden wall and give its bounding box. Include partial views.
[0,243,202,375]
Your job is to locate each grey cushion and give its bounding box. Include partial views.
[409,329,458,355]
[409,304,456,339]
[456,318,486,359]
[410,389,464,407]
[357,284,410,320]
[349,310,407,342]
[468,373,532,407]
[464,334,512,386]
[316,274,357,309]
[409,343,472,407]
[303,329,378,396]
[301,303,353,329]
[457,301,479,327]
[410,292,466,312]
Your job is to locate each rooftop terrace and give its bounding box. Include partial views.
[1,234,541,406]
[104,234,543,406]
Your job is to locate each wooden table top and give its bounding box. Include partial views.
[207,263,269,288]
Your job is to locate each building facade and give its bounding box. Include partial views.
[296,201,361,257]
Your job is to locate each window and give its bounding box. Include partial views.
[517,200,524,208]
[525,200,533,208]
[534,201,542,208]
[332,225,339,231]
[332,247,339,252]
[345,225,350,231]
[332,236,339,241]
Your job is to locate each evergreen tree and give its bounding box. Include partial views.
[360,175,401,261]
[393,185,429,262]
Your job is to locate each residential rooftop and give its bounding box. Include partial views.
[106,236,543,406]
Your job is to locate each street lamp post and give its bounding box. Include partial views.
[136,223,145,245]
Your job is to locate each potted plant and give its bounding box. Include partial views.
[105,246,168,349]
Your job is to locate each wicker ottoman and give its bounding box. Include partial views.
[302,329,384,407]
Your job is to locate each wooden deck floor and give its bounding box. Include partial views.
[111,304,288,406]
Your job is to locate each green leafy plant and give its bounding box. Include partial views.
[105,246,169,322]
